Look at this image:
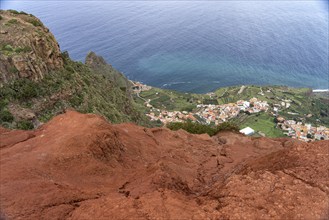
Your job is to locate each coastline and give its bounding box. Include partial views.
[313,89,329,93]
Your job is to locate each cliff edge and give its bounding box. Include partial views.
[0,10,63,85]
[0,10,150,129]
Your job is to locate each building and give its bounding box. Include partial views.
[240,127,255,136]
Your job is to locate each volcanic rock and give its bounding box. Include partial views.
[0,111,328,219]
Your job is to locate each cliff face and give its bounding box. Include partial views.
[0,10,63,85]
[0,10,149,129]
[0,111,328,219]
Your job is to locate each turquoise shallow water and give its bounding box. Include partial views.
[2,1,328,93]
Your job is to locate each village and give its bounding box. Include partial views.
[276,117,329,141]
[132,81,329,142]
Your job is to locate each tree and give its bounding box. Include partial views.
[306,133,313,139]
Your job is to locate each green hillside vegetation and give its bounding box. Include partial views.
[137,87,204,112]
[167,121,239,136]
[230,112,285,138]
[0,53,151,129]
[214,85,329,126]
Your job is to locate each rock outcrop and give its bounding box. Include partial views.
[85,51,132,90]
[1,111,328,219]
[0,10,63,85]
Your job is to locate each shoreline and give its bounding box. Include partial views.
[312,89,329,93]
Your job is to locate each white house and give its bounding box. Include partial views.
[239,127,255,136]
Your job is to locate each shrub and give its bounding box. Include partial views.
[17,120,34,130]
[8,66,19,73]
[180,105,194,112]
[306,133,314,139]
[14,46,32,53]
[3,45,14,52]
[0,15,3,20]
[19,11,28,15]
[216,122,240,132]
[0,99,9,110]
[69,94,84,107]
[167,120,218,136]
[167,121,239,136]
[10,79,40,100]
[65,65,75,73]
[7,19,18,24]
[28,19,42,27]
[0,110,14,123]
[8,9,19,14]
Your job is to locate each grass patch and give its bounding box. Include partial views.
[139,88,202,111]
[232,112,285,138]
[7,19,18,25]
[27,19,42,27]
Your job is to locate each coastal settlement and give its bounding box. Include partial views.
[132,81,329,142]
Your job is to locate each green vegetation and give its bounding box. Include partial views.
[7,10,29,15]
[8,9,20,15]
[2,45,14,52]
[230,112,285,138]
[1,78,40,101]
[18,11,28,15]
[0,44,32,56]
[27,19,42,27]
[17,120,34,130]
[139,84,328,137]
[7,19,18,25]
[0,15,3,20]
[167,120,239,136]
[0,99,14,125]
[0,110,14,123]
[8,66,19,74]
[0,53,151,129]
[137,88,204,111]
[14,46,32,53]
[214,85,329,127]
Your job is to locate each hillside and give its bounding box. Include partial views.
[214,85,329,126]
[136,85,329,138]
[0,10,150,129]
[1,110,328,219]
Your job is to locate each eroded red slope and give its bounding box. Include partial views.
[0,111,328,219]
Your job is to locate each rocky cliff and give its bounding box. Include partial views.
[0,10,63,85]
[0,110,328,219]
[0,10,150,129]
[85,51,133,90]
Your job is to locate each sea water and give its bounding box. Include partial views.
[2,1,328,93]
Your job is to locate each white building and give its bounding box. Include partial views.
[240,127,255,136]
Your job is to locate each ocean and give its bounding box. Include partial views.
[1,1,328,93]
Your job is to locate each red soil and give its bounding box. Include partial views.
[0,111,328,219]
